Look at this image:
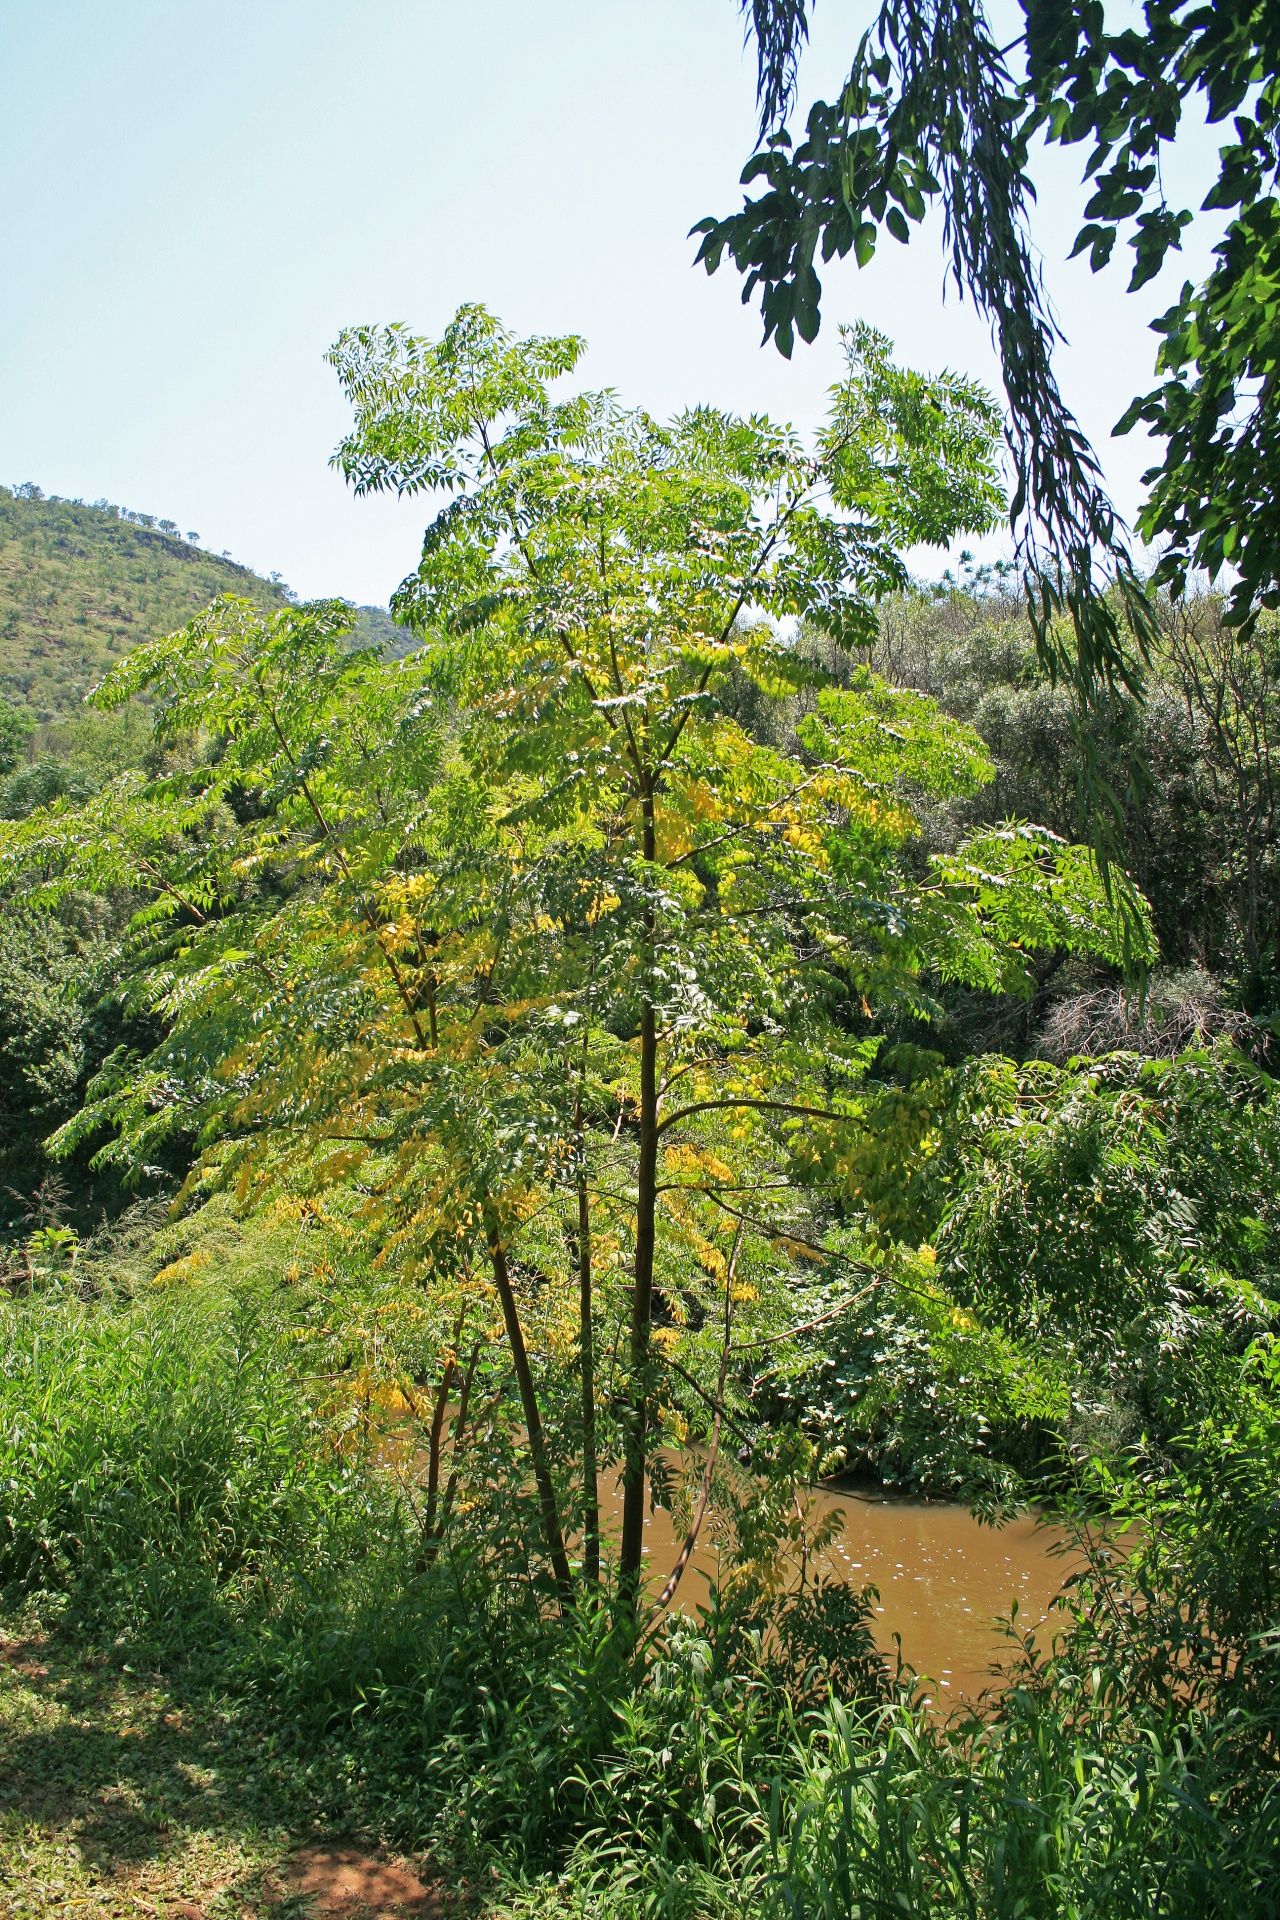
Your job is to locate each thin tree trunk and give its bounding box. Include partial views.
[641,1222,743,1643]
[576,1097,600,1585]
[620,785,659,1616]
[486,1221,574,1607]
[422,1355,456,1538]
[422,1306,465,1538]
[421,1340,481,1563]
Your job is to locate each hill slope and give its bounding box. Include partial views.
[0,486,293,718]
[0,485,403,720]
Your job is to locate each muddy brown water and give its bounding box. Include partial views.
[604,1476,1076,1703]
[396,1417,1074,1702]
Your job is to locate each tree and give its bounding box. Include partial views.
[699,2,1280,872]
[1157,594,1280,986]
[1,305,1151,1628]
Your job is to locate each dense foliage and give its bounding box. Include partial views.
[855,571,1280,1007]
[769,1046,1280,1506]
[0,501,409,1224]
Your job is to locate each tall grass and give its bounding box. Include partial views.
[0,1281,377,1639]
[522,1621,1278,1919]
[0,1276,630,1855]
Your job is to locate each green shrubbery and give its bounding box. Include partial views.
[2,1257,1277,1913]
[763,1046,1280,1505]
[0,1282,369,1627]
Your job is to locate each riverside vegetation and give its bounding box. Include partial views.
[1,307,1278,1917]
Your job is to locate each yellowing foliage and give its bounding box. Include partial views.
[151,1249,212,1290]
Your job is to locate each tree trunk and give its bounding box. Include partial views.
[421,1340,481,1562]
[576,1100,600,1585]
[641,1222,741,1642]
[486,1222,574,1607]
[421,1352,457,1539]
[619,784,659,1617]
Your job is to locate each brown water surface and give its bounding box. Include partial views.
[607,1477,1075,1702]
[397,1416,1073,1702]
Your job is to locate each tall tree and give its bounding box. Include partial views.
[327,302,1145,1610]
[2,306,1152,1626]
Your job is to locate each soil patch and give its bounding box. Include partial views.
[0,1628,50,1680]
[286,1845,442,1917]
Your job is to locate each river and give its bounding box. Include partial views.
[398,1417,1077,1701]
[614,1477,1076,1702]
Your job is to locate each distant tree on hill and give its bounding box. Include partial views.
[0,699,33,778]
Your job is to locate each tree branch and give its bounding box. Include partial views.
[655,1095,856,1140]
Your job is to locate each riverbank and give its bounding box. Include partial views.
[3,1264,1276,1915]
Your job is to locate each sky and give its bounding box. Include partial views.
[0,1,1228,608]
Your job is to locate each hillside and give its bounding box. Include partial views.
[0,484,400,719]
[0,486,290,718]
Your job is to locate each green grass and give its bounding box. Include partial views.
[0,1614,458,1918]
[0,1618,301,1918]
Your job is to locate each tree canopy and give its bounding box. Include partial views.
[700,2,1280,873]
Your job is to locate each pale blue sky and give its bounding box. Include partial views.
[0,2,1225,606]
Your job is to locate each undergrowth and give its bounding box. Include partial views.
[2,1267,1278,1916]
